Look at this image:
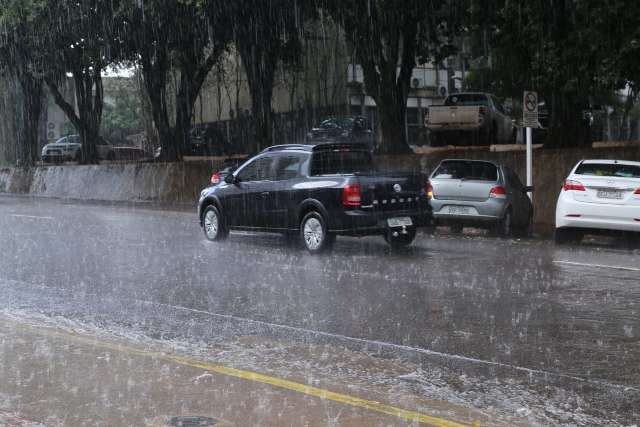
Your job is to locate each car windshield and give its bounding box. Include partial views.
[575,163,640,178]
[310,150,373,175]
[433,161,498,181]
[443,94,489,106]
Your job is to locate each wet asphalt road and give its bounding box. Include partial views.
[1,195,639,390]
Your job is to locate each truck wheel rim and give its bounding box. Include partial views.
[204,210,219,239]
[303,218,323,250]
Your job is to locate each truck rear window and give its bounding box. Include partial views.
[310,150,373,175]
[575,163,640,178]
[433,161,498,181]
[444,94,489,106]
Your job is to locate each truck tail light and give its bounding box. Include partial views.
[489,186,507,199]
[342,184,362,207]
[563,179,586,192]
[478,106,486,123]
[211,172,221,185]
[426,182,433,199]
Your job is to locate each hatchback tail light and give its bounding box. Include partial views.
[426,182,433,199]
[211,172,221,185]
[634,188,640,195]
[563,179,586,192]
[489,186,507,199]
[342,184,362,207]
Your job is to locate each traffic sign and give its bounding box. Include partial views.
[523,91,538,128]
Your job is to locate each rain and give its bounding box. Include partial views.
[1,0,640,426]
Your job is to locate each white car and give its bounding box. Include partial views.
[555,159,640,243]
[41,135,115,163]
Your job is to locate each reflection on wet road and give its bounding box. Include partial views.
[0,195,639,390]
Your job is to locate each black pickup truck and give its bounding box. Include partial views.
[198,142,432,252]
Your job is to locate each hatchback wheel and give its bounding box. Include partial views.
[202,205,228,241]
[301,212,333,253]
[496,210,513,238]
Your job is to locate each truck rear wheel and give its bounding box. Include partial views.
[300,212,334,254]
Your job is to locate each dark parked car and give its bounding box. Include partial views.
[209,157,250,185]
[428,159,534,237]
[198,142,432,252]
[307,116,374,151]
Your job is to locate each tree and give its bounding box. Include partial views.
[467,0,640,146]
[0,0,47,166]
[325,0,460,154]
[204,0,306,152]
[43,0,123,163]
[122,0,230,161]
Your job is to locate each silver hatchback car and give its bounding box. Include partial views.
[428,159,534,237]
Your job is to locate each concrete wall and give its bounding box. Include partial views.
[0,161,221,205]
[2,146,640,227]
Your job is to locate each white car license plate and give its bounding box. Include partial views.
[387,217,413,228]
[597,190,623,199]
[446,205,474,215]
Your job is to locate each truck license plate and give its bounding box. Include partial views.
[597,190,622,199]
[387,217,413,228]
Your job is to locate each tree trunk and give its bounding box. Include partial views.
[46,70,104,165]
[238,42,276,153]
[17,74,43,167]
[545,92,591,148]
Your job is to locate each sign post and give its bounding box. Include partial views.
[522,91,538,201]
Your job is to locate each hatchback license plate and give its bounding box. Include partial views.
[387,217,412,228]
[597,190,623,199]
[446,205,473,215]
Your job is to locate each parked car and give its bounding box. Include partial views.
[428,159,534,237]
[41,135,115,162]
[555,160,640,244]
[426,92,516,146]
[198,142,432,253]
[307,116,374,151]
[209,157,250,185]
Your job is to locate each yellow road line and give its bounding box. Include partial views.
[3,319,472,427]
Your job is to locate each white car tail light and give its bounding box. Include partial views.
[563,179,586,192]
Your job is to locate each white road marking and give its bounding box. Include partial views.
[9,214,54,220]
[553,260,640,272]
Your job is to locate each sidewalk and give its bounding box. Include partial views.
[0,317,482,427]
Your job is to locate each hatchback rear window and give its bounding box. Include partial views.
[574,163,640,178]
[433,161,498,181]
[310,150,373,175]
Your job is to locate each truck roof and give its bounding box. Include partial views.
[261,141,370,154]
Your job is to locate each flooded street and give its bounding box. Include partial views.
[0,195,638,425]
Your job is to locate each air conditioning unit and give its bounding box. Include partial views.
[439,86,448,97]
[411,78,423,89]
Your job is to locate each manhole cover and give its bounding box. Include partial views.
[169,416,218,427]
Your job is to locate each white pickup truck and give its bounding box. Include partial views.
[425,92,516,146]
